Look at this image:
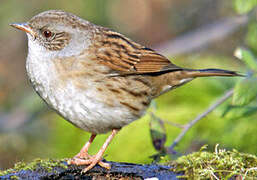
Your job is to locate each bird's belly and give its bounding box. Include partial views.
[26,56,147,134]
[33,80,138,134]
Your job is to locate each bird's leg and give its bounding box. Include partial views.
[74,134,96,159]
[82,129,119,172]
[68,129,119,172]
[67,134,96,164]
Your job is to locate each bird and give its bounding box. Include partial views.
[10,10,241,172]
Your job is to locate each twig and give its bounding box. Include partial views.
[168,89,234,150]
[153,15,248,56]
[162,120,185,129]
[153,114,185,129]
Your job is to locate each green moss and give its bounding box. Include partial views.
[170,145,257,179]
[9,175,19,179]
[0,158,67,177]
[1,148,256,179]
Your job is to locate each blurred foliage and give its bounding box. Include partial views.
[226,47,257,116]
[228,9,257,119]
[149,113,166,152]
[234,0,257,14]
[233,77,257,106]
[235,48,257,70]
[224,2,257,126]
[149,1,257,159]
[246,22,257,53]
[0,0,256,171]
[149,112,168,162]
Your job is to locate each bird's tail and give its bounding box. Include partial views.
[182,68,243,78]
[163,68,243,89]
[156,68,242,96]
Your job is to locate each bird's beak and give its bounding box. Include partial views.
[10,23,36,37]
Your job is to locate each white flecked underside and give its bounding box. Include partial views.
[26,33,137,134]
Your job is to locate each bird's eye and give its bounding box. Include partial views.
[43,30,52,38]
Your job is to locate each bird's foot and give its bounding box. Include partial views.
[67,130,119,172]
[67,154,111,172]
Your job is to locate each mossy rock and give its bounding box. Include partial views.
[169,145,257,179]
[1,147,256,179]
[0,159,180,179]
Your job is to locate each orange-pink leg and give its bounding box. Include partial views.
[68,129,119,172]
[74,134,96,159]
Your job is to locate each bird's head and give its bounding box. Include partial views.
[10,10,94,59]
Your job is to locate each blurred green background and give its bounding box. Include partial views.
[0,0,256,170]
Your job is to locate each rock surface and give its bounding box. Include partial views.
[0,160,183,180]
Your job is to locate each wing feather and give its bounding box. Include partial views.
[92,29,181,74]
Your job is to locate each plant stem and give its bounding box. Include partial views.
[169,89,234,150]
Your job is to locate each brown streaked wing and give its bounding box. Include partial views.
[136,47,180,73]
[94,29,181,74]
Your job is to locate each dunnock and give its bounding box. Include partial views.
[10,10,240,172]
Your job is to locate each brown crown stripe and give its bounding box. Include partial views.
[31,16,91,30]
[120,101,140,112]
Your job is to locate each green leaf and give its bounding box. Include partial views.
[233,77,257,106]
[234,47,257,71]
[222,105,257,119]
[221,105,234,117]
[234,0,257,14]
[246,22,257,53]
[149,113,167,152]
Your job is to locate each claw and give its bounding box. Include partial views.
[68,156,111,172]
[82,158,99,172]
[81,155,111,172]
[98,161,111,170]
[67,157,90,165]
[68,129,119,173]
